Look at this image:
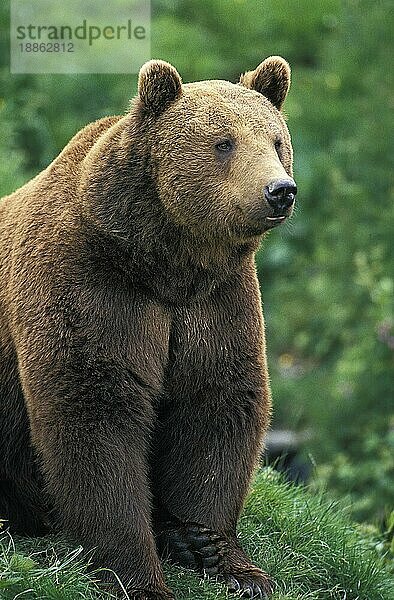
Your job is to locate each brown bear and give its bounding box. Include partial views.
[0,57,296,599]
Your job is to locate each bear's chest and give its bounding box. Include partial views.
[165,297,233,387]
[136,260,220,306]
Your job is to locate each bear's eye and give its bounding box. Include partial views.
[274,138,283,160]
[215,139,234,154]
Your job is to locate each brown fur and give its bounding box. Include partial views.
[0,57,295,598]
[240,56,291,110]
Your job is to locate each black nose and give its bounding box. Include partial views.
[264,178,297,213]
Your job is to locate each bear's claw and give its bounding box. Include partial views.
[222,572,274,598]
[155,517,274,598]
[156,519,226,576]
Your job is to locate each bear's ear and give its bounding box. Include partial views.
[138,60,182,115]
[239,56,291,110]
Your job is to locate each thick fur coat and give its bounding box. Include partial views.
[0,57,296,599]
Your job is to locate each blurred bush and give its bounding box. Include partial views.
[254,0,394,525]
[0,1,393,524]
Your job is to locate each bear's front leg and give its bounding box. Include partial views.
[153,267,274,598]
[15,297,174,600]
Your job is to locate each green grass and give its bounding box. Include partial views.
[0,469,393,600]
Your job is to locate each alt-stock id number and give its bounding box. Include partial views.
[19,42,74,53]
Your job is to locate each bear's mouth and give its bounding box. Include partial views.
[241,214,288,238]
[266,215,287,224]
[264,214,287,228]
[235,205,291,237]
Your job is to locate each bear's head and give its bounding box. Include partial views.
[136,57,296,242]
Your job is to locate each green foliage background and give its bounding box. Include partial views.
[0,0,393,525]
